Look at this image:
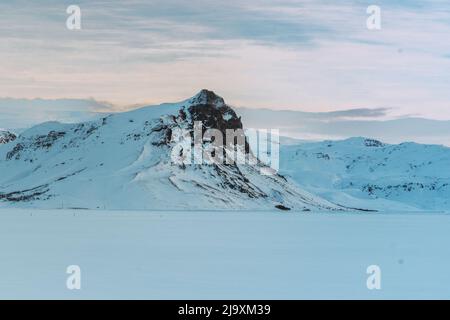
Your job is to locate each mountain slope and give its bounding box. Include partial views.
[0,90,341,211]
[280,137,450,211]
[236,107,450,146]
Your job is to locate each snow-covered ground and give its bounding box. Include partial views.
[1,208,450,299]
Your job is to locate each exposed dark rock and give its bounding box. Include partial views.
[0,131,17,145]
[33,131,66,149]
[364,139,384,147]
[0,184,50,202]
[187,90,250,157]
[315,152,330,160]
[275,204,291,211]
[6,143,24,160]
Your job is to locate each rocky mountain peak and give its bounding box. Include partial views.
[186,90,242,133]
[188,89,225,107]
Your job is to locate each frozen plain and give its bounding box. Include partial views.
[0,209,450,300]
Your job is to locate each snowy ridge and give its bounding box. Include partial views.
[0,90,342,211]
[280,137,450,211]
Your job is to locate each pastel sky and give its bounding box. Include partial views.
[1,0,450,119]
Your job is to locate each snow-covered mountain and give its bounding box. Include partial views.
[280,137,450,211]
[0,90,341,211]
[2,90,447,212]
[0,130,16,145]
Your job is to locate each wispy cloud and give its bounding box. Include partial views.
[1,96,449,146]
[237,106,450,146]
[1,0,450,121]
[0,98,114,130]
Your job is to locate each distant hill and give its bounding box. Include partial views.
[280,137,450,211]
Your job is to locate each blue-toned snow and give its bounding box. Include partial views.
[0,209,449,299]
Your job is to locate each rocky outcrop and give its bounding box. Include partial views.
[0,131,17,145]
